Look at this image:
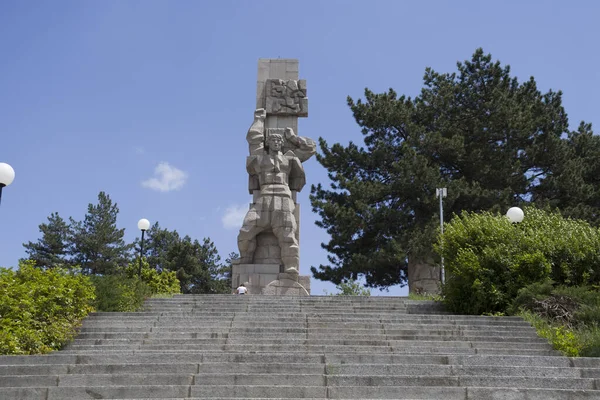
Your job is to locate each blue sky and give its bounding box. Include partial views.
[1,0,599,296]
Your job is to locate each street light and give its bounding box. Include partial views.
[436,188,447,284]
[0,163,15,205]
[137,218,150,277]
[506,207,524,223]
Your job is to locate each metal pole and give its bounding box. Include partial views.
[436,188,447,284]
[0,184,4,205]
[138,230,145,277]
[439,191,445,284]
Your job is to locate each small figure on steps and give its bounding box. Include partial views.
[236,283,248,295]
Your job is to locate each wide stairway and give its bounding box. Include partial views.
[1,295,600,399]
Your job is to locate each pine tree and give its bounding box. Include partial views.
[22,212,72,269]
[134,222,230,293]
[70,192,131,275]
[310,48,592,289]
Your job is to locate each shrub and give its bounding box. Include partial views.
[437,207,600,315]
[322,280,371,296]
[520,311,584,357]
[512,282,600,357]
[124,258,180,296]
[579,326,600,357]
[91,275,151,312]
[91,259,179,312]
[0,261,95,355]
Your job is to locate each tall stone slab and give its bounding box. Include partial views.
[232,59,315,295]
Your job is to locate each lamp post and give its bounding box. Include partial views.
[506,207,524,223]
[436,188,447,284]
[137,218,150,277]
[0,163,15,206]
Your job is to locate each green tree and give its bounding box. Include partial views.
[533,122,600,225]
[310,48,591,289]
[171,237,228,294]
[22,212,72,269]
[70,192,131,275]
[220,252,239,291]
[135,222,230,294]
[334,280,371,296]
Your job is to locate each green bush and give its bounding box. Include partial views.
[437,207,600,315]
[579,326,600,357]
[124,258,180,296]
[510,281,600,357]
[90,259,179,312]
[334,280,371,296]
[0,261,95,355]
[91,275,151,312]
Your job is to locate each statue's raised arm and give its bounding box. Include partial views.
[283,127,316,163]
[247,108,267,155]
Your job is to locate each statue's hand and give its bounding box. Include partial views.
[254,108,267,121]
[284,127,296,140]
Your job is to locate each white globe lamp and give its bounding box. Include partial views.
[506,207,524,223]
[0,163,15,205]
[137,218,150,231]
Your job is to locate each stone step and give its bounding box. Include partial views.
[73,331,543,341]
[5,350,580,368]
[4,352,598,368]
[327,364,600,378]
[0,362,325,376]
[59,345,557,356]
[80,318,533,327]
[63,335,553,348]
[0,385,329,399]
[2,362,598,379]
[77,323,534,333]
[140,305,411,310]
[3,373,598,389]
[66,336,550,348]
[328,386,600,399]
[4,385,598,400]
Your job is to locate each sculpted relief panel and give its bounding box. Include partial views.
[265,79,308,117]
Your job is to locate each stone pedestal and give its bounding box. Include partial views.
[232,264,310,295]
[262,273,310,296]
[408,258,441,295]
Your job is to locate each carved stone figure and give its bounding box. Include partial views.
[237,108,316,274]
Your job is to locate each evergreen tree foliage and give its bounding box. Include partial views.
[22,212,72,269]
[533,121,600,224]
[311,48,596,289]
[69,192,131,275]
[135,222,230,294]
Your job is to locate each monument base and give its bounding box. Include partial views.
[408,258,441,295]
[232,264,310,295]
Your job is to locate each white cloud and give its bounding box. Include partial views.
[222,204,248,230]
[134,146,145,155]
[141,162,188,192]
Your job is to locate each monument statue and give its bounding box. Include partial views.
[237,108,316,275]
[231,59,315,295]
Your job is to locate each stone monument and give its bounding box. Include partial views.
[231,59,316,295]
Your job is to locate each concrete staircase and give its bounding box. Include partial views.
[1,295,600,399]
